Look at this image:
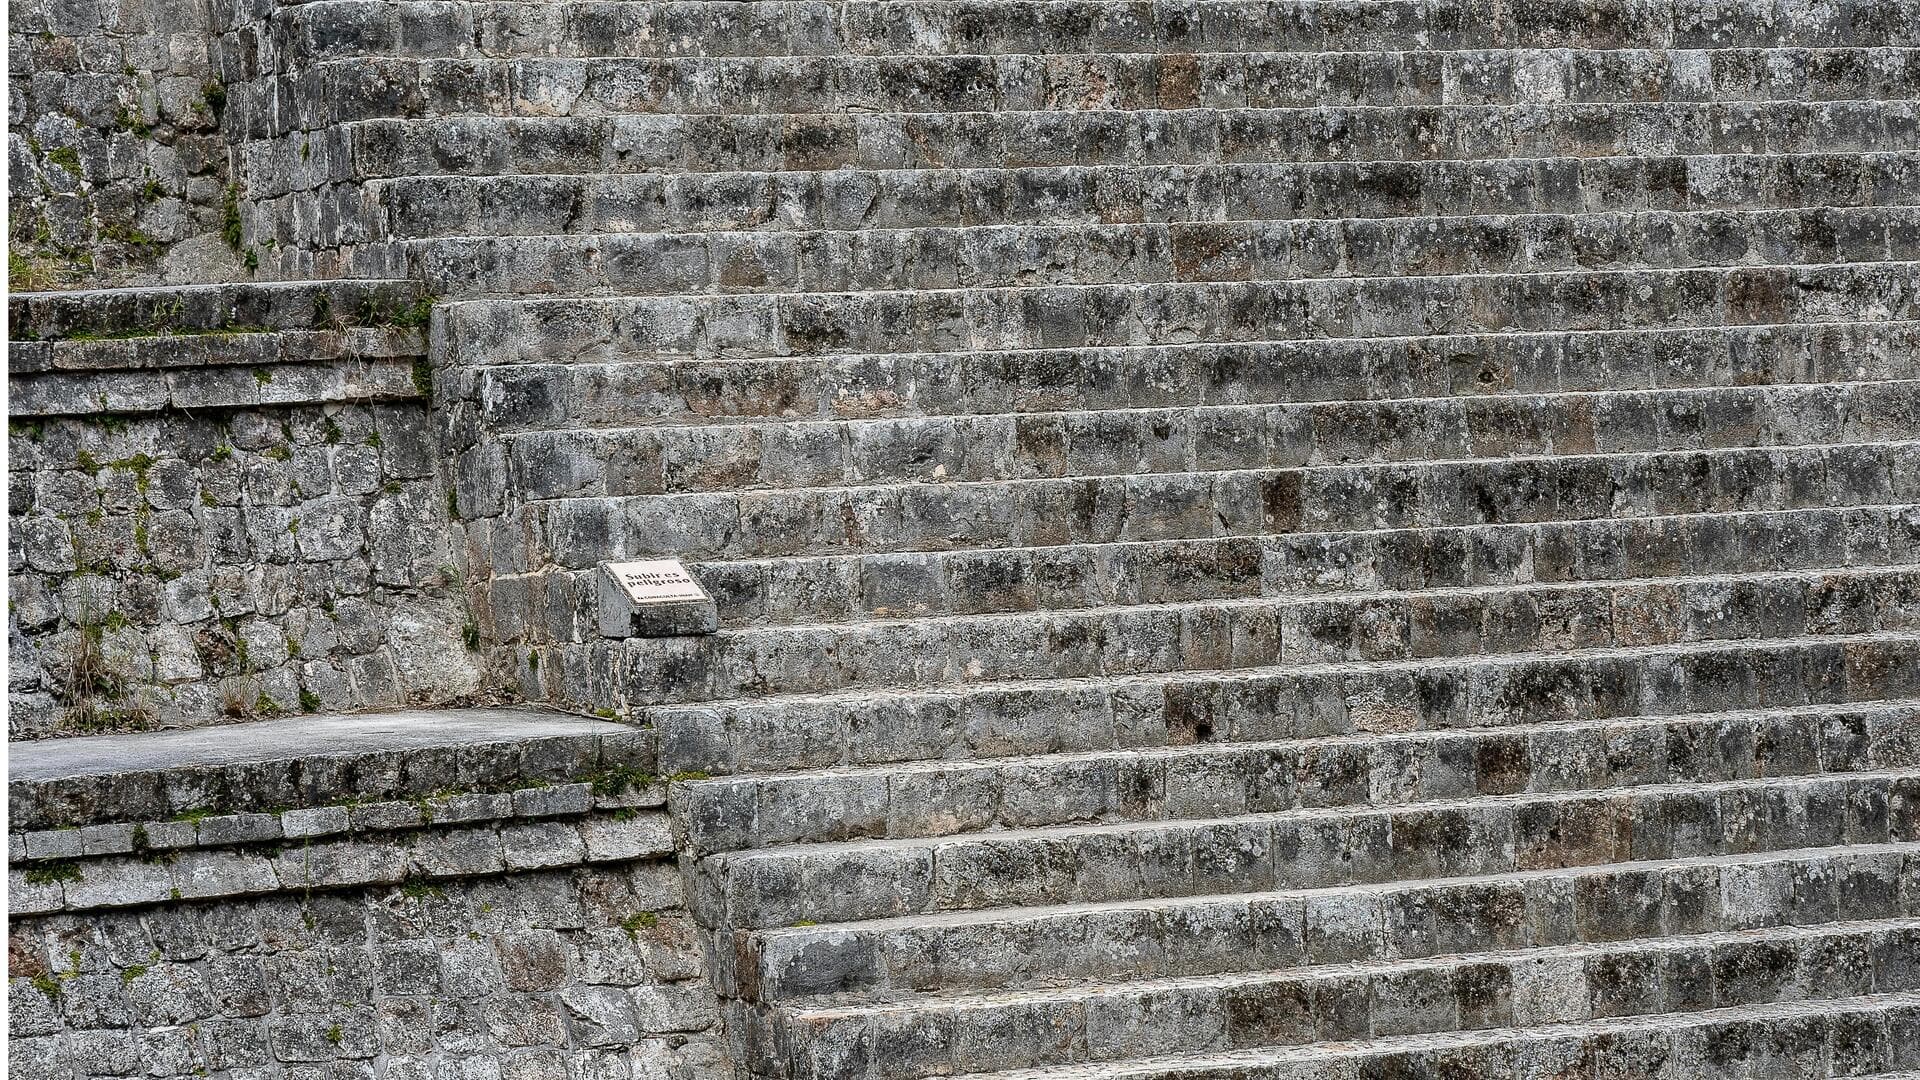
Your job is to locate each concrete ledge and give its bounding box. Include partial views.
[8,708,653,830]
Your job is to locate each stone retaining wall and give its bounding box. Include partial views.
[6,283,487,739]
[7,0,243,288]
[6,713,726,1080]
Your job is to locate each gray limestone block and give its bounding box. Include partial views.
[502,821,588,870]
[580,814,673,863]
[512,783,593,818]
[280,805,351,839]
[9,868,65,915]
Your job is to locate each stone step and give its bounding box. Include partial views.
[380,204,1920,300]
[319,98,1920,184]
[363,152,1920,243]
[933,991,1920,1080]
[274,0,1920,63]
[445,320,1920,430]
[513,440,1918,564]
[274,49,1920,127]
[434,261,1920,361]
[736,841,1920,1004]
[5,279,424,343]
[689,768,1920,929]
[763,916,1920,1079]
[554,503,1916,629]
[940,991,1920,1076]
[596,565,1920,706]
[491,381,1920,499]
[672,699,1920,854]
[484,503,1917,637]
[930,988,1920,1080]
[643,632,1920,777]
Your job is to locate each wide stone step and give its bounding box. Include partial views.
[517,440,1917,563]
[643,633,1920,777]
[446,320,1920,431]
[602,566,1920,705]
[323,98,1918,183]
[673,700,1920,854]
[484,503,1918,639]
[1264,503,1920,597]
[436,261,1920,362]
[275,0,1920,62]
[363,151,1920,241]
[764,917,1920,1079]
[384,204,1920,299]
[279,49,1920,126]
[690,768,1920,928]
[937,991,1920,1080]
[491,381,1920,498]
[738,841,1920,1004]
[649,503,1917,627]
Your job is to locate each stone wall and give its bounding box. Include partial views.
[7,0,246,288]
[6,713,726,1080]
[6,282,489,740]
[6,401,484,739]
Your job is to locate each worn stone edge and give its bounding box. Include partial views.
[8,727,660,831]
[7,806,676,916]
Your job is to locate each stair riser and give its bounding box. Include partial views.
[495,504,1918,630]
[445,321,1920,427]
[434,261,1920,358]
[917,994,1920,1080]
[280,0,1920,63]
[328,99,1920,182]
[677,706,1920,854]
[398,221,1920,298]
[743,845,1920,1003]
[1266,505,1920,598]
[695,772,1920,929]
[597,568,1920,705]
[381,206,1920,297]
[648,636,1920,777]
[271,50,1920,127]
[775,922,1920,1079]
[494,382,1920,498]
[519,442,1919,563]
[367,152,1920,240]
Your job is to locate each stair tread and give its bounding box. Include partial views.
[781,913,1920,1017]
[937,989,1920,1079]
[334,96,1920,180]
[747,839,1920,939]
[684,695,1920,788]
[532,436,1920,502]
[649,562,1919,636]
[642,626,1919,715]
[706,763,1920,864]
[483,375,1920,431]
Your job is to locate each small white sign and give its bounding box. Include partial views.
[604,559,707,605]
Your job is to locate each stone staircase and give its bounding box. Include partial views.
[245,0,1920,1076]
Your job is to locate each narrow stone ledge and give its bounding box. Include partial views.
[8,357,424,416]
[9,325,422,374]
[13,777,628,865]
[8,809,676,915]
[7,279,424,343]
[7,707,653,831]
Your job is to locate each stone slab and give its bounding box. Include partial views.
[7,708,626,783]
